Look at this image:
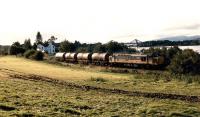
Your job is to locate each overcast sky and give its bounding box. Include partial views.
[0,0,200,45]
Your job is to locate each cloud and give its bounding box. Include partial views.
[166,23,200,31]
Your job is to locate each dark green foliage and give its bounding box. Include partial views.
[76,47,88,53]
[86,44,95,53]
[166,46,181,59]
[140,40,176,47]
[93,43,106,53]
[106,40,127,53]
[43,41,49,47]
[48,35,57,42]
[59,40,76,52]
[9,42,25,55]
[24,49,36,58]
[36,32,43,44]
[32,43,37,50]
[140,39,200,47]
[58,40,133,53]
[31,51,44,60]
[74,40,81,49]
[23,39,32,50]
[168,49,200,74]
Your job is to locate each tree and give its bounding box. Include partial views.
[166,46,181,59]
[43,41,49,47]
[76,47,88,52]
[48,36,57,42]
[36,32,43,44]
[93,43,106,53]
[23,39,32,50]
[59,40,75,52]
[74,40,81,51]
[31,51,44,60]
[32,43,37,50]
[168,49,200,74]
[24,49,36,58]
[9,42,25,55]
[87,44,95,53]
[105,40,126,53]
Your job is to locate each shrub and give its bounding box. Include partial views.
[24,49,36,58]
[168,49,200,74]
[31,51,44,61]
[90,77,108,82]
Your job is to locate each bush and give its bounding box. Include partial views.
[31,51,44,61]
[24,49,36,58]
[168,49,200,74]
[9,42,25,55]
[90,77,108,82]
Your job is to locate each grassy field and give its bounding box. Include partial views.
[1,56,200,116]
[1,78,200,117]
[0,56,129,81]
[1,56,200,96]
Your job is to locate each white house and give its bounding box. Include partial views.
[37,41,55,54]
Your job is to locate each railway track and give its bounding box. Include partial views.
[1,68,200,102]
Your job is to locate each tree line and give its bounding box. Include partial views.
[59,40,136,54]
[8,32,136,56]
[139,40,200,47]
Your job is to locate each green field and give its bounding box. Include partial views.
[1,56,200,116]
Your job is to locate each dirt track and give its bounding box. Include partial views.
[1,68,200,102]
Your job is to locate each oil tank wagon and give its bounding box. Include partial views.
[77,53,92,64]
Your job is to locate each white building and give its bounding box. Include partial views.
[37,41,55,54]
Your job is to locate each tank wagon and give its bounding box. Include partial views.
[65,53,78,63]
[77,53,92,64]
[55,52,66,61]
[55,52,165,68]
[92,53,110,65]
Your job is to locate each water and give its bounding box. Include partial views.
[178,46,200,53]
[133,45,200,53]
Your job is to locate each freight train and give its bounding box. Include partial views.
[55,52,165,68]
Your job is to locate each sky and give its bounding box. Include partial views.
[0,0,200,45]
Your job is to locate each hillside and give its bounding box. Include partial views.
[155,35,200,41]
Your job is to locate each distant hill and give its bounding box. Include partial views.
[140,36,200,47]
[155,35,200,41]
